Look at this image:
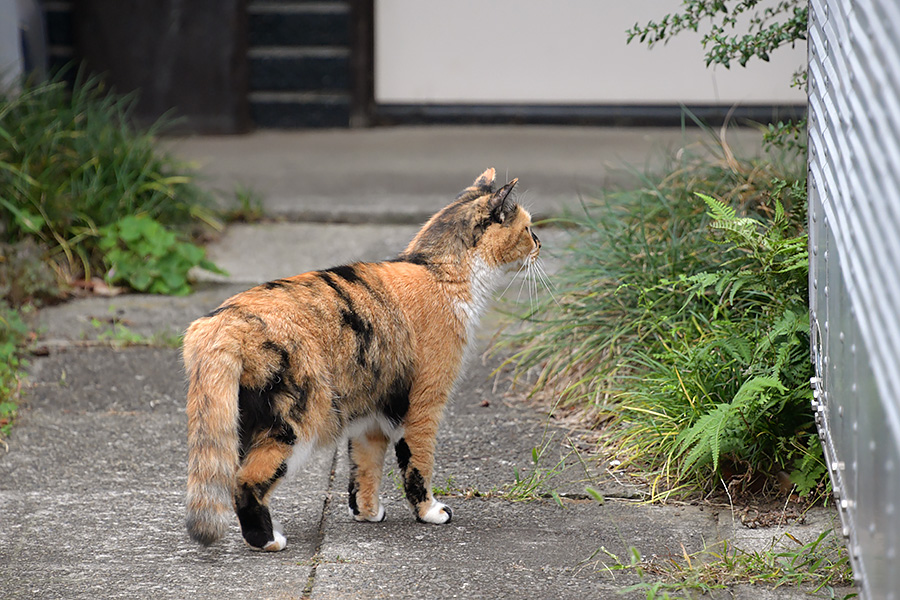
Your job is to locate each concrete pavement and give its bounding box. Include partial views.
[1,126,852,599]
[163,125,769,223]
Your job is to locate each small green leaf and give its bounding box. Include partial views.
[585,486,605,505]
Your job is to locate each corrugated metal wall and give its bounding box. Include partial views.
[808,0,900,597]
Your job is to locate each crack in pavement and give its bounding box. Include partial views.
[302,449,339,599]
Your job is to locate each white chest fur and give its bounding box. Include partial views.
[453,255,502,358]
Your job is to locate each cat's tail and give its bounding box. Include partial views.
[183,339,242,546]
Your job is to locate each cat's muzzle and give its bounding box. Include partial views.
[529,230,541,260]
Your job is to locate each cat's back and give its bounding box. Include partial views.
[184,259,464,374]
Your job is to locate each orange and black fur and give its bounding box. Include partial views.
[183,168,540,551]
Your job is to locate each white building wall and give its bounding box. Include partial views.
[375,0,807,106]
[0,0,24,92]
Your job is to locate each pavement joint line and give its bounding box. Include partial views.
[302,448,339,599]
[242,211,440,227]
[237,212,570,227]
[29,339,162,353]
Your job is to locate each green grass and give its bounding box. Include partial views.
[592,529,855,599]
[87,311,183,348]
[0,70,222,294]
[499,126,819,500]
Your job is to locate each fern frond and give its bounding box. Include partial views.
[674,403,734,474]
[696,192,735,221]
[732,375,787,404]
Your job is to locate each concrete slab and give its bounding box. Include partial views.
[197,220,570,286]
[166,126,767,223]
[33,284,246,347]
[0,346,333,600]
[311,491,716,600]
[199,222,421,285]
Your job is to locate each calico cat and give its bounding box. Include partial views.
[183,168,540,551]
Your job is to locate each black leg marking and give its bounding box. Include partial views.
[394,438,411,473]
[235,485,274,549]
[254,462,288,499]
[405,467,429,514]
[395,438,432,518]
[347,440,360,516]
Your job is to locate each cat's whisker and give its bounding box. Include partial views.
[498,260,530,300]
[517,189,532,210]
[515,269,529,306]
[526,261,539,318]
[533,260,562,309]
[533,258,556,290]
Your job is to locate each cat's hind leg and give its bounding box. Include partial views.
[235,438,294,551]
[347,429,389,522]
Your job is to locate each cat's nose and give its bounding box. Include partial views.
[531,230,541,252]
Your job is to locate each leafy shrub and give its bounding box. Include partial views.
[99,215,224,295]
[0,71,221,292]
[618,190,819,496]
[626,0,808,71]
[501,135,819,498]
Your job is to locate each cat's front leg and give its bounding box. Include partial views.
[347,430,389,522]
[394,431,452,525]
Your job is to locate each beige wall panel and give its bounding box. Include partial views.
[375,0,807,105]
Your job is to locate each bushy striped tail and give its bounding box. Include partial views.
[184,343,242,546]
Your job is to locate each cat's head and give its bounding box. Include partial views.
[403,168,540,270]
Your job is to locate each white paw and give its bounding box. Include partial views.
[350,501,386,522]
[248,520,287,552]
[262,529,287,552]
[419,500,452,524]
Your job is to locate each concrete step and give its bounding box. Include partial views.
[248,2,350,48]
[249,47,350,93]
[249,91,351,127]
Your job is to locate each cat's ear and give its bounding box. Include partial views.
[472,167,496,191]
[488,178,518,223]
